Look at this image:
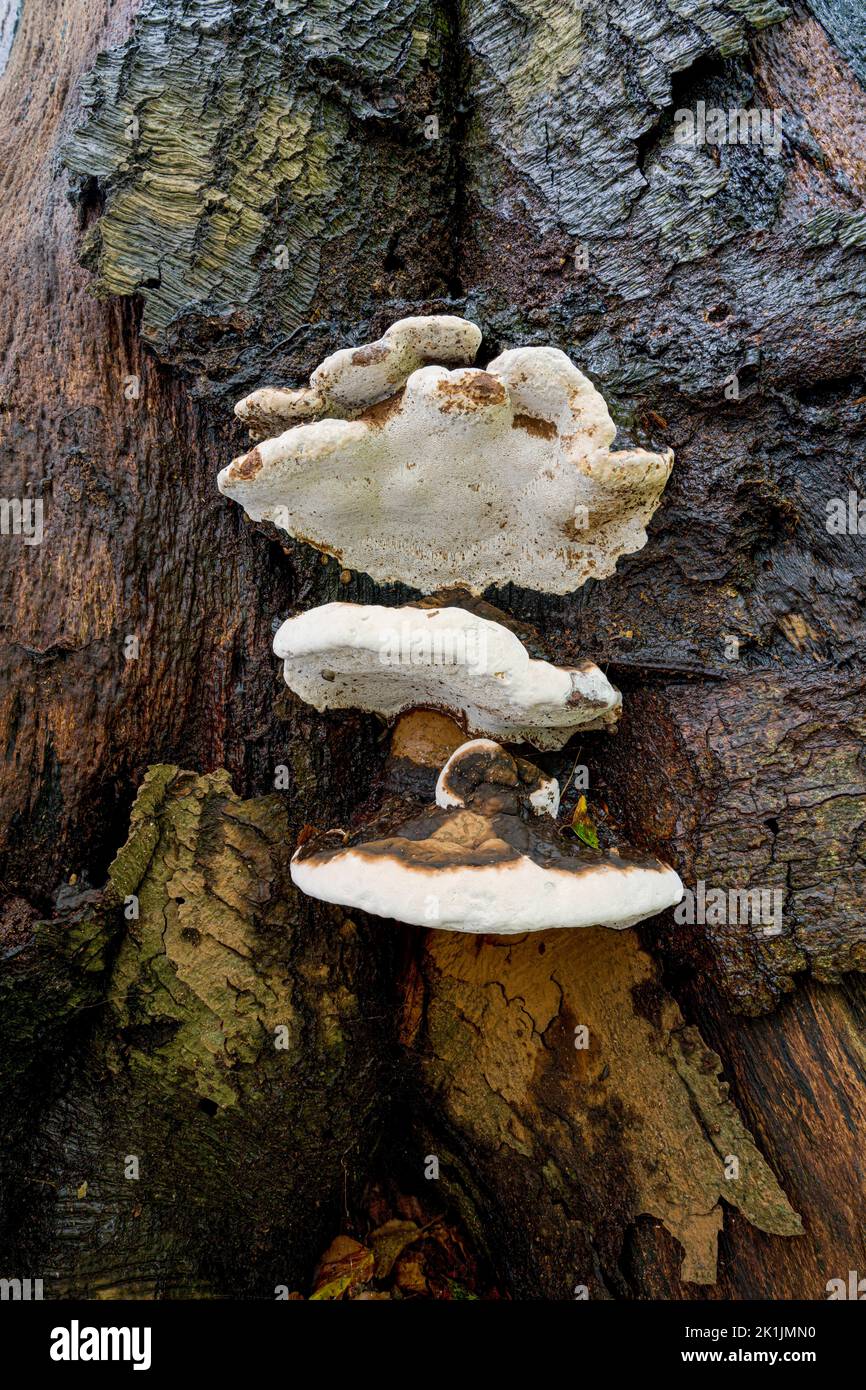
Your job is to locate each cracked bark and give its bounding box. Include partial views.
[1,0,864,1298]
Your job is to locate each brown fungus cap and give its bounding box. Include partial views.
[291,740,683,935]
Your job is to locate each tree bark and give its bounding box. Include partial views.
[1,0,864,1299]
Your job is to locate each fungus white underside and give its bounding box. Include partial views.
[290,848,684,934]
[220,319,674,595]
[273,602,621,750]
[290,740,684,934]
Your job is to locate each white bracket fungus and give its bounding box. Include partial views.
[273,601,621,750]
[234,314,483,439]
[219,316,674,595]
[291,740,684,935]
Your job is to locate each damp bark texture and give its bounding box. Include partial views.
[1,0,865,1298]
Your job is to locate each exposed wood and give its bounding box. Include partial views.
[400,922,802,1297]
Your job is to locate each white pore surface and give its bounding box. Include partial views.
[220,334,674,595]
[235,315,482,436]
[273,604,620,750]
[434,738,561,817]
[290,845,684,934]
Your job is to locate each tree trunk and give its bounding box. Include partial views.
[1,0,864,1299]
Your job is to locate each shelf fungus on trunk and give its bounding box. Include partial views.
[234,315,483,440]
[273,601,621,750]
[219,316,674,595]
[291,739,683,934]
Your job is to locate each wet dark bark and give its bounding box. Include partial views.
[1,0,864,1298]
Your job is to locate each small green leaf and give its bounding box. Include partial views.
[446,1279,479,1300]
[571,795,599,850]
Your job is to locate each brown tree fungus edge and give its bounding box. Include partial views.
[1,0,864,1297]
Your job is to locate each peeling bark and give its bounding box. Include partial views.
[400,924,800,1295]
[1,766,395,1296]
[63,0,458,377]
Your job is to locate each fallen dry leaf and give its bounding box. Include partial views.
[310,1235,374,1300]
[393,1252,429,1297]
[370,1219,423,1278]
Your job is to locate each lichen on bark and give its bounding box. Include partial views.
[64,0,455,371]
[463,0,789,252]
[1,764,396,1297]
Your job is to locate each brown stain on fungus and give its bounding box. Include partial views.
[356,392,404,429]
[561,515,594,543]
[231,447,264,480]
[512,413,556,440]
[295,743,673,880]
[436,372,507,411]
[350,343,390,366]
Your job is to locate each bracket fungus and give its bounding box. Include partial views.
[273,601,621,750]
[291,740,683,934]
[235,315,483,438]
[219,315,674,595]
